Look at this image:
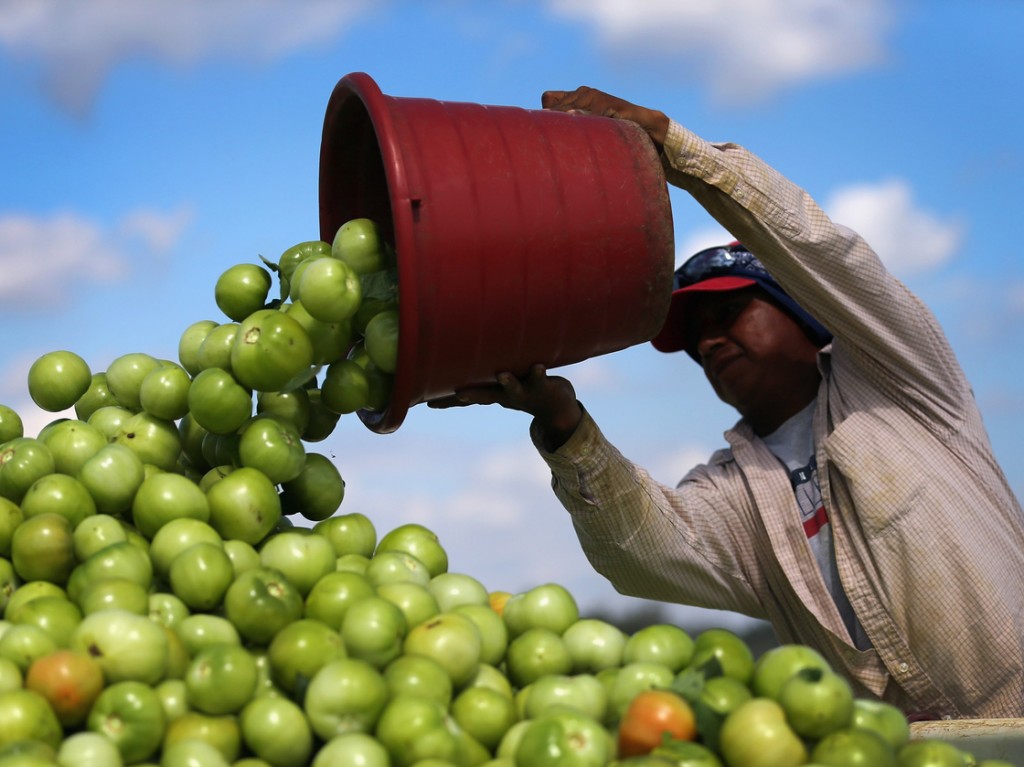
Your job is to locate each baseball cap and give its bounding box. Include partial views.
[651,242,832,357]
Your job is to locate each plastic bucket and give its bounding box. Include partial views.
[319,72,675,433]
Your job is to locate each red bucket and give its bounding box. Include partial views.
[319,72,675,433]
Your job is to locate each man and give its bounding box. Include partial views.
[429,87,1024,718]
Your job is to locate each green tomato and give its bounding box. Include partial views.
[105,352,162,412]
[86,404,133,440]
[175,614,241,657]
[374,694,462,766]
[266,618,345,700]
[0,496,23,558]
[502,582,579,638]
[687,627,756,685]
[11,512,76,584]
[382,654,453,708]
[332,217,387,275]
[0,404,24,443]
[299,257,363,323]
[280,452,346,522]
[28,350,92,412]
[305,657,389,740]
[562,618,627,674]
[505,627,573,688]
[68,540,154,602]
[524,673,607,723]
[56,730,125,767]
[87,680,166,763]
[70,609,168,685]
[623,623,694,673]
[278,239,332,284]
[111,411,183,472]
[778,666,854,740]
[148,518,223,581]
[513,710,611,767]
[719,698,807,767]
[304,570,376,630]
[215,263,272,322]
[311,732,390,767]
[131,472,210,540]
[240,695,313,767]
[77,578,149,616]
[363,308,399,374]
[188,367,253,435]
[375,523,449,579]
[168,542,234,612]
[302,386,342,441]
[185,642,259,715]
[237,415,306,484]
[283,300,354,366]
[20,472,96,527]
[138,363,191,421]
[74,372,117,421]
[206,467,281,546]
[230,309,314,393]
[811,726,899,766]
[339,595,407,670]
[223,567,303,646]
[321,358,371,414]
[178,319,220,376]
[161,739,231,767]
[0,622,58,673]
[650,739,724,766]
[0,688,63,751]
[375,581,441,630]
[452,685,519,752]
[313,512,377,558]
[750,643,831,699]
[39,418,106,476]
[163,710,242,762]
[0,438,55,504]
[453,602,508,667]
[196,322,241,373]
[895,739,970,767]
[259,530,336,597]
[849,698,910,751]
[402,611,483,689]
[256,387,311,436]
[77,443,145,516]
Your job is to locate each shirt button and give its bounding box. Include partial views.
[897,661,909,674]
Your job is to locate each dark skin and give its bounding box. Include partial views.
[428,88,822,447]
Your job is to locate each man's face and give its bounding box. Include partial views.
[683,287,822,433]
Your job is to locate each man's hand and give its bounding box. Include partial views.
[427,364,582,451]
[542,87,670,150]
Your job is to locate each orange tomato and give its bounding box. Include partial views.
[488,590,512,616]
[24,649,105,727]
[617,688,698,757]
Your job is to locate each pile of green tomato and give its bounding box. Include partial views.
[0,220,1014,767]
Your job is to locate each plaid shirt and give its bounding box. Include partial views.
[534,120,1024,718]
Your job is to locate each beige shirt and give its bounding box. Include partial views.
[534,121,1024,718]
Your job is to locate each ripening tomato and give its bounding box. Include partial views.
[24,649,105,727]
[617,689,697,758]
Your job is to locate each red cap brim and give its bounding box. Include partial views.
[651,276,758,353]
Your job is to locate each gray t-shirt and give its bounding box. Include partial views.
[762,400,872,650]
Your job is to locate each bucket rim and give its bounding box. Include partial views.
[320,71,416,433]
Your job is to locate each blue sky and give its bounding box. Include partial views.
[2,0,1022,633]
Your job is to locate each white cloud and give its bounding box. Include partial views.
[824,178,965,276]
[0,207,192,310]
[547,0,893,104]
[0,0,372,116]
